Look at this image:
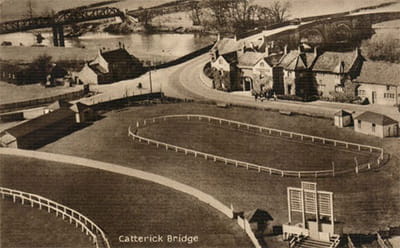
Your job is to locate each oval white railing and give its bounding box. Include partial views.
[128,114,386,178]
[0,186,111,248]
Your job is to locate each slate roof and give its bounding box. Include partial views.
[5,108,76,139]
[278,50,316,70]
[237,52,265,67]
[221,52,238,64]
[355,111,398,125]
[212,38,242,55]
[312,50,358,73]
[356,61,400,86]
[101,48,136,64]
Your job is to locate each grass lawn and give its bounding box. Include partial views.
[40,103,400,234]
[0,155,251,248]
[139,119,378,171]
[1,200,93,248]
[0,81,84,104]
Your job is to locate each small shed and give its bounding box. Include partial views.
[354,111,398,138]
[334,110,352,128]
[245,208,274,234]
[70,102,96,123]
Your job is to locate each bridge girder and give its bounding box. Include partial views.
[0,7,123,34]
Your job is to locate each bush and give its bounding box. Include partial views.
[203,62,214,79]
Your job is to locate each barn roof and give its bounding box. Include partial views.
[5,108,76,139]
[278,50,315,70]
[354,111,398,125]
[356,61,400,86]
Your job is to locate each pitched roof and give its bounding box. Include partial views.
[244,209,273,223]
[354,111,398,125]
[237,52,265,67]
[355,61,400,86]
[5,108,76,139]
[89,63,108,75]
[70,102,91,113]
[278,50,315,70]
[334,109,352,117]
[101,48,137,64]
[221,52,238,64]
[212,38,242,55]
[47,100,72,110]
[312,50,358,73]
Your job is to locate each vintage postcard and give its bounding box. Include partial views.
[0,0,399,248]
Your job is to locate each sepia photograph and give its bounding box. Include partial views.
[0,0,399,247]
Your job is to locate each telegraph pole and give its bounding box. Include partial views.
[148,61,153,94]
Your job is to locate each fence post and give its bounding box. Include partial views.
[281,171,284,177]
[368,163,371,169]
[355,157,359,174]
[298,172,300,178]
[136,121,139,128]
[332,162,335,177]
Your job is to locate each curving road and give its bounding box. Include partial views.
[163,54,400,121]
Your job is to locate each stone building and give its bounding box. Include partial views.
[77,46,144,85]
[354,111,398,138]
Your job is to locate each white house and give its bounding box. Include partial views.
[355,61,400,106]
[354,111,398,138]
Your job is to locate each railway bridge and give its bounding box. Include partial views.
[0,7,124,46]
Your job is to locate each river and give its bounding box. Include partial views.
[0,31,216,63]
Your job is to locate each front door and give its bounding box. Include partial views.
[372,91,377,104]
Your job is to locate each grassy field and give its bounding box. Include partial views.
[0,155,251,248]
[0,81,84,104]
[139,119,377,171]
[39,103,400,234]
[1,200,93,248]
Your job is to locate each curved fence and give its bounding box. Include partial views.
[0,186,110,248]
[129,114,386,178]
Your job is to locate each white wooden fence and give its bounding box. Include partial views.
[129,114,385,178]
[0,186,110,248]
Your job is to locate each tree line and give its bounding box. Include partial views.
[190,0,291,33]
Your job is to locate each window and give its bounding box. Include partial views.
[219,59,223,65]
[372,123,376,132]
[358,90,365,96]
[358,120,361,128]
[259,62,265,67]
[386,85,390,91]
[384,93,395,99]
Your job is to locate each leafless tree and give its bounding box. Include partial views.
[26,0,35,19]
[268,0,291,23]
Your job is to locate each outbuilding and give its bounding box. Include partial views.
[0,108,76,149]
[354,111,398,138]
[334,110,353,128]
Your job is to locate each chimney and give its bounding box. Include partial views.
[217,32,221,41]
[314,46,319,57]
[284,45,288,55]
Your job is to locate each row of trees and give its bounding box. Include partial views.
[190,0,291,33]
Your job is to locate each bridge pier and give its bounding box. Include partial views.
[52,25,65,47]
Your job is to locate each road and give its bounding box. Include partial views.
[163,54,400,121]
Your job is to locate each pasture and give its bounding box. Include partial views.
[40,103,400,234]
[0,155,251,248]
